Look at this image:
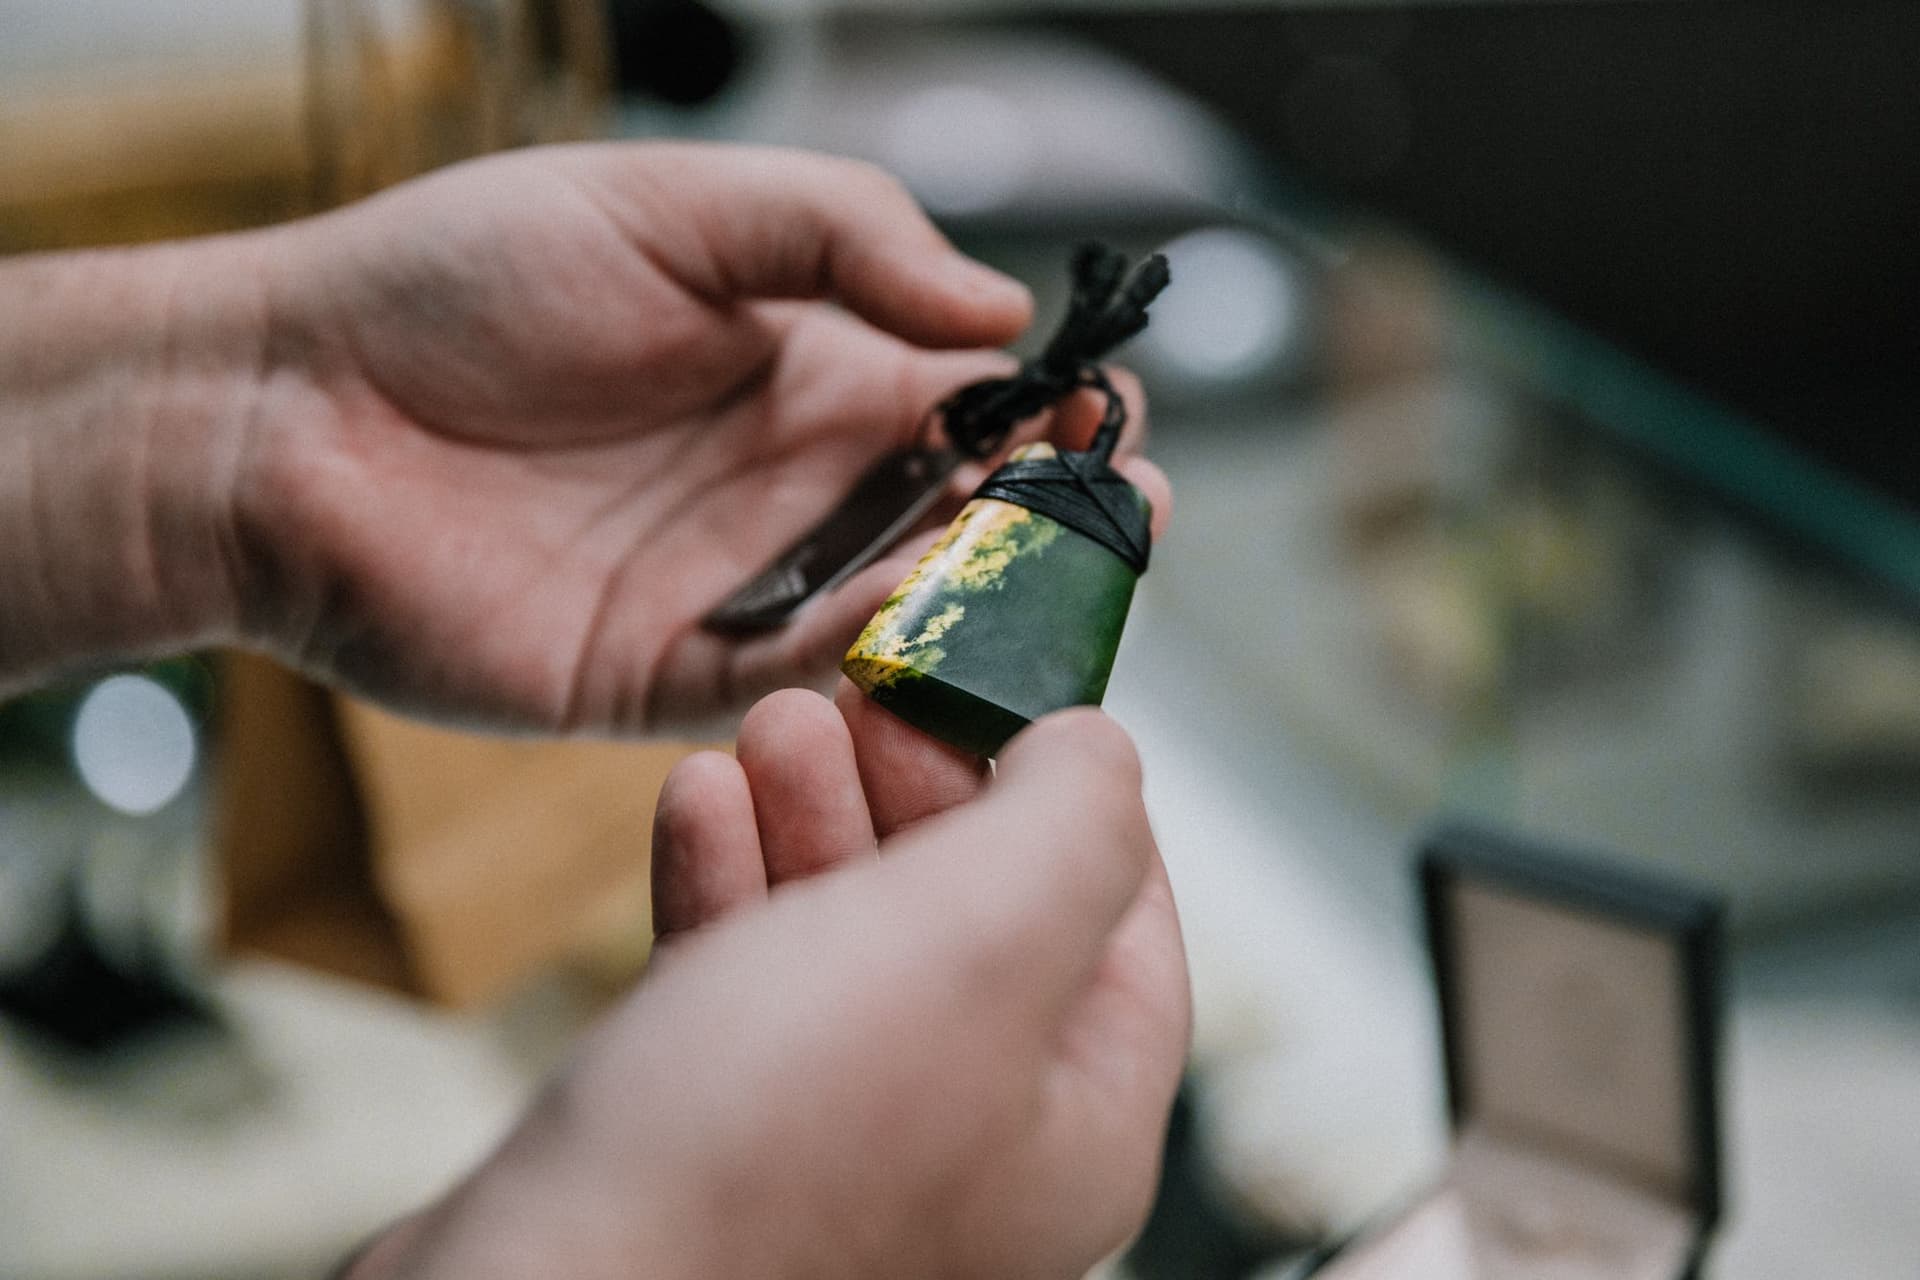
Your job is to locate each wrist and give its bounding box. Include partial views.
[348,1084,734,1280]
[0,234,274,691]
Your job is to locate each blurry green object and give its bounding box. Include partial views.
[0,688,73,761]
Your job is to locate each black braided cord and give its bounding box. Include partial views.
[937,244,1170,575]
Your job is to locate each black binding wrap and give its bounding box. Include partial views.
[938,243,1170,574]
[973,442,1152,574]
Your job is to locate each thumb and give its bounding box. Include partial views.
[586,142,1033,349]
[887,709,1155,1024]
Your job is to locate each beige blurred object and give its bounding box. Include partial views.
[215,653,698,1008]
[309,0,611,205]
[0,0,609,250]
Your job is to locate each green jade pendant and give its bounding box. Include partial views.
[842,443,1149,757]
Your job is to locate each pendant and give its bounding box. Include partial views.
[841,443,1147,757]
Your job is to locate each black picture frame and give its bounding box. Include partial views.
[1299,821,1727,1279]
[1419,820,1726,1236]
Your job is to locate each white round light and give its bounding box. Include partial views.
[1144,227,1304,383]
[71,674,198,816]
[881,83,1039,217]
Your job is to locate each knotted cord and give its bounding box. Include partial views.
[938,243,1171,461]
[935,243,1171,574]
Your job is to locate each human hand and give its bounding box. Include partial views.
[225,142,1163,731]
[349,687,1191,1280]
[0,143,1163,719]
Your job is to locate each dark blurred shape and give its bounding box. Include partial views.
[0,660,215,1049]
[0,688,77,766]
[1128,1083,1304,1280]
[1061,3,1920,512]
[0,858,206,1051]
[1283,56,1411,185]
[608,0,744,106]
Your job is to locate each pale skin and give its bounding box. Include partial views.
[0,142,1190,1277]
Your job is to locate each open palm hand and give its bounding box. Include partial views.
[230,143,1162,733]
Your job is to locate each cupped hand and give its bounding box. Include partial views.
[355,688,1190,1280]
[231,142,1160,732]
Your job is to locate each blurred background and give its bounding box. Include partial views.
[4,1,1920,1276]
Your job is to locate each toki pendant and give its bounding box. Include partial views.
[841,443,1149,757]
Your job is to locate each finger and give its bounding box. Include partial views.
[736,688,877,884]
[1026,854,1191,1254]
[889,361,1165,557]
[835,678,987,837]
[892,709,1154,1022]
[1042,366,1150,457]
[771,304,1019,454]
[1056,847,1192,1104]
[937,364,1152,517]
[1112,455,1174,544]
[646,513,941,734]
[708,513,941,702]
[591,143,1033,349]
[1105,366,1151,457]
[650,750,767,940]
[982,708,1154,963]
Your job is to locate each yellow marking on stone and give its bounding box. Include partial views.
[844,440,1064,691]
[843,653,915,693]
[918,602,965,644]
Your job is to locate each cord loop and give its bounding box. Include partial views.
[936,243,1170,463]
